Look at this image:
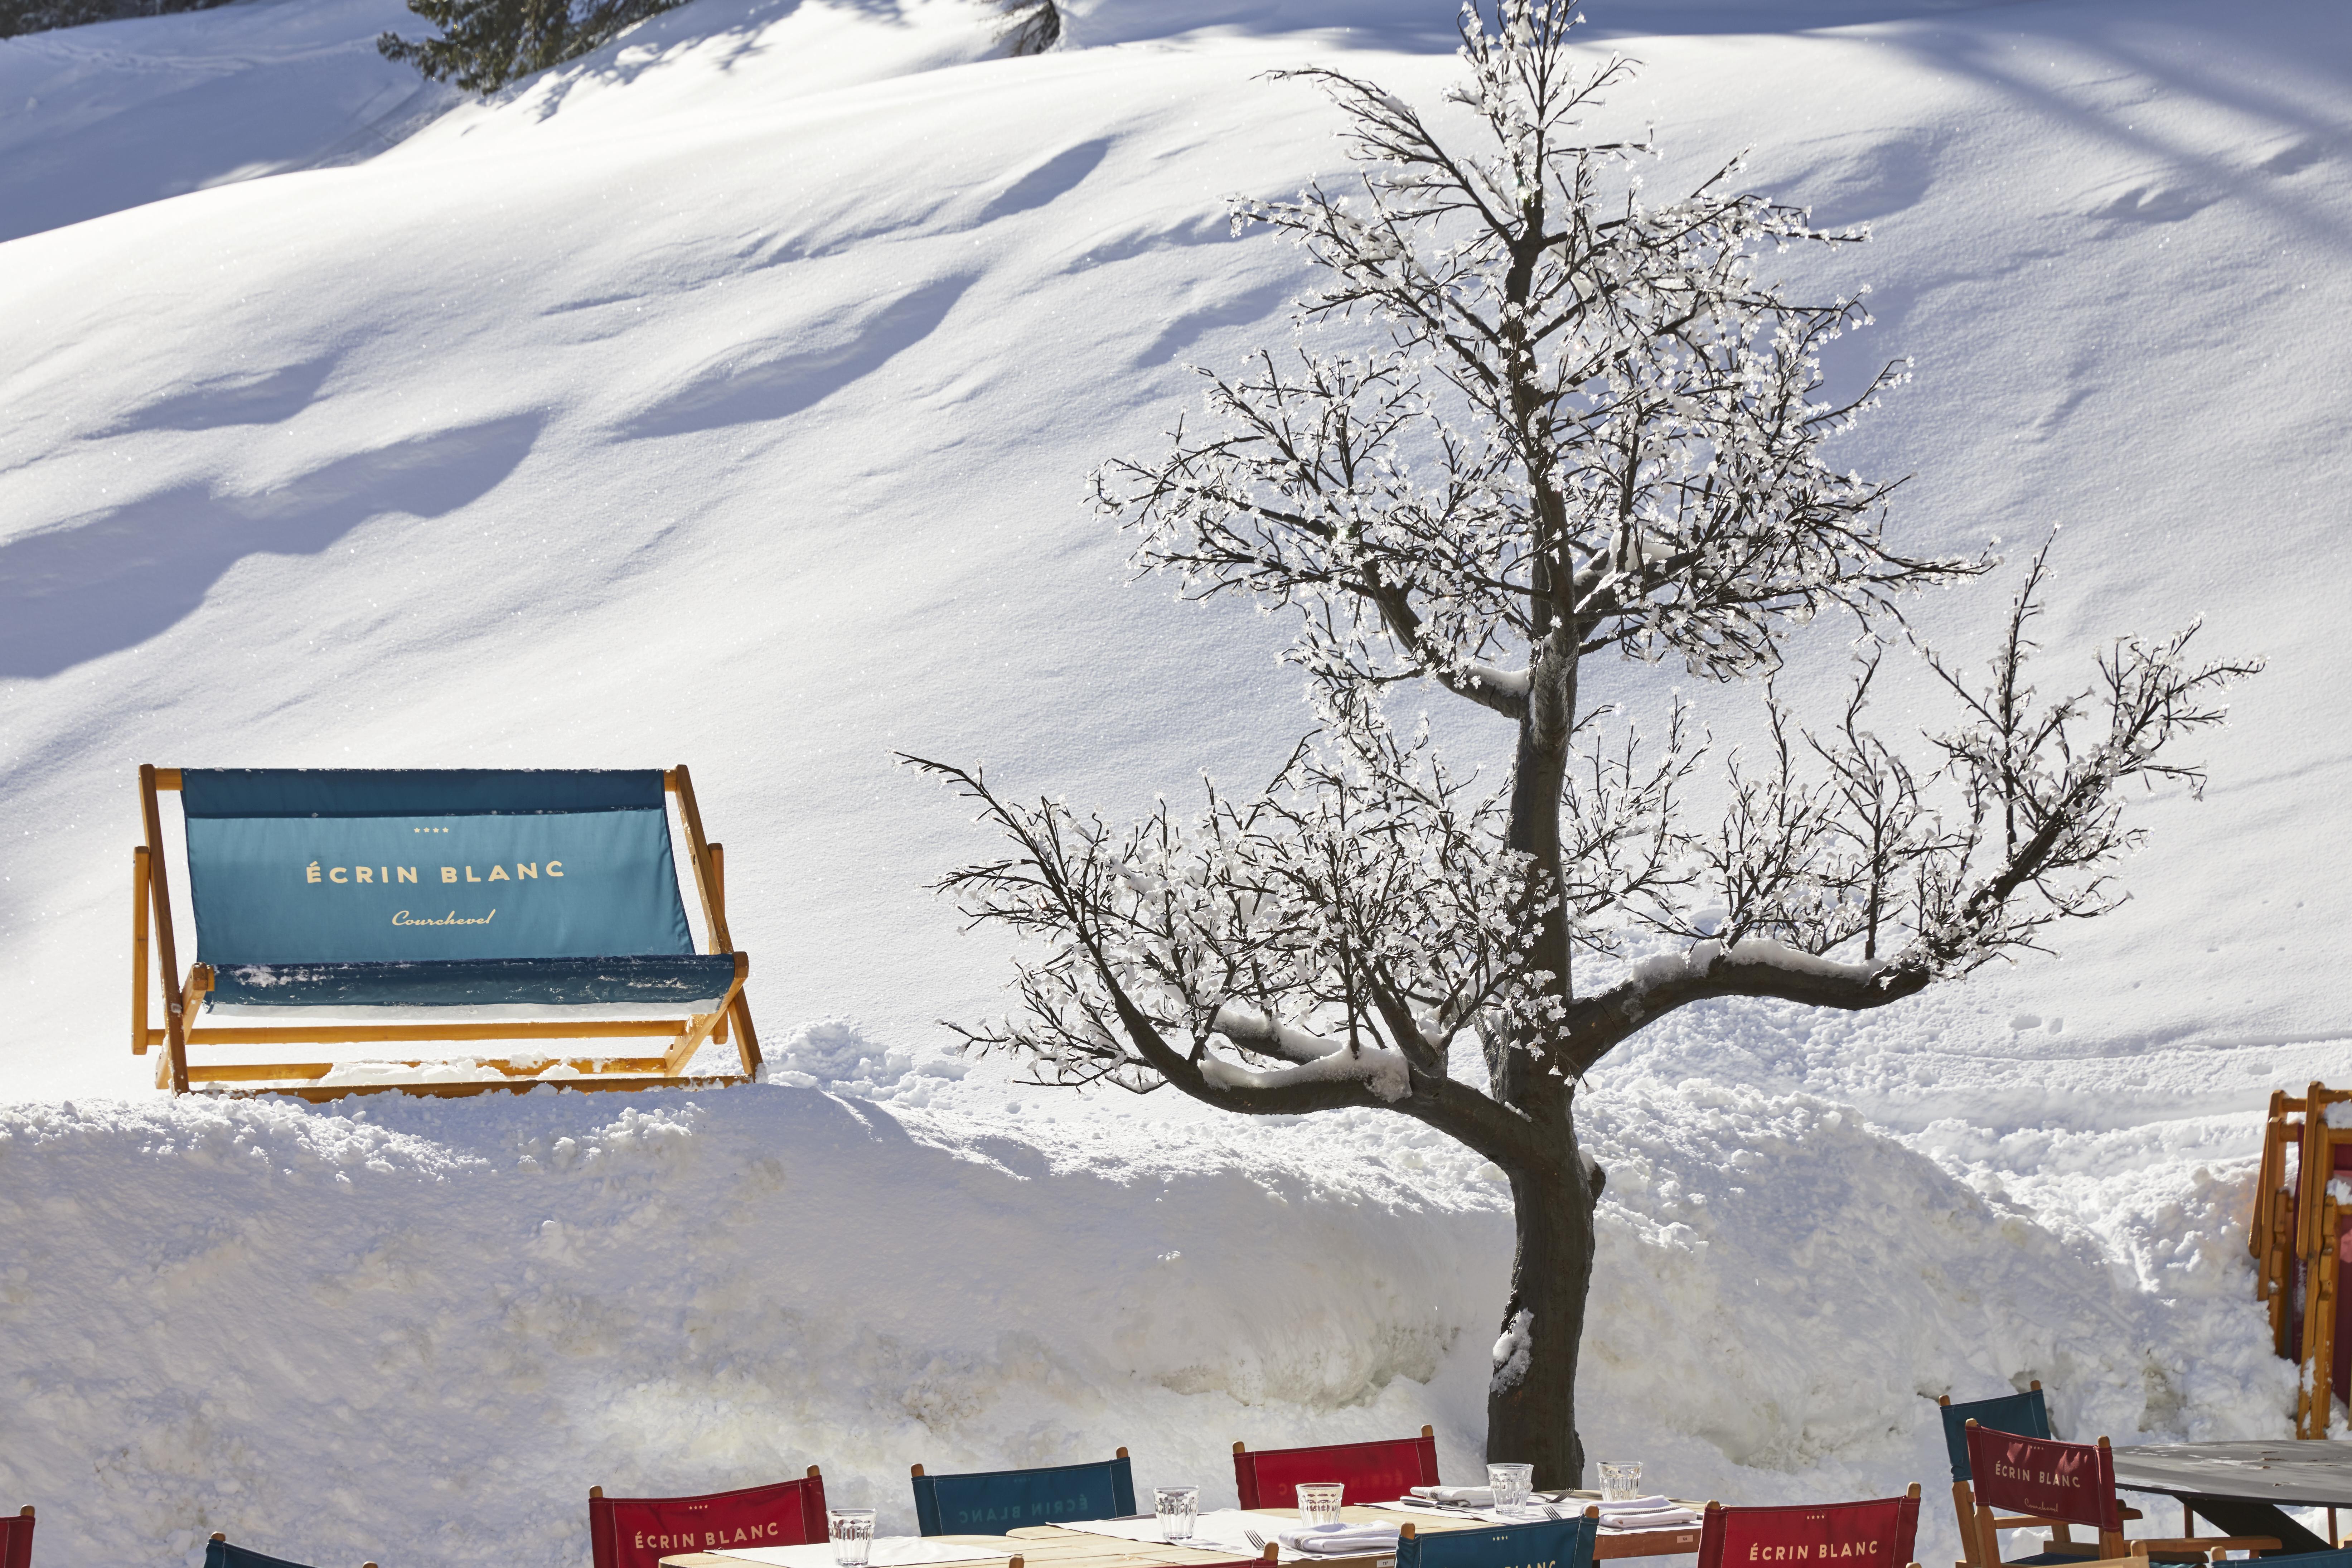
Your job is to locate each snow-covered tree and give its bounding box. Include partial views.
[912,0,2257,1484]
[1,0,226,39]
[377,0,677,95]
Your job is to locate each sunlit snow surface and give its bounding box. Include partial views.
[1,0,2348,1561]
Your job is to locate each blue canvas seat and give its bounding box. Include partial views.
[134,765,760,1098]
[1398,1511,1598,1568]
[205,1533,374,1568]
[909,1451,1136,1535]
[1940,1384,2096,1568]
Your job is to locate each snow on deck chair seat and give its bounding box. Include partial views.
[131,765,760,1099]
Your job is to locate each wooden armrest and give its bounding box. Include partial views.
[2129,1540,2279,1559]
[2120,1510,2144,1522]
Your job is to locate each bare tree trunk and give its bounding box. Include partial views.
[1485,1074,1598,1490]
[1485,622,1590,1486]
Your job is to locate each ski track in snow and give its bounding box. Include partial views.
[1,0,2348,1560]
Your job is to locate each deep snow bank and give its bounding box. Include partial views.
[2,0,2349,1104]
[0,1081,2289,1567]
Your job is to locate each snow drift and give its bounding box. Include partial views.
[0,1076,2292,1567]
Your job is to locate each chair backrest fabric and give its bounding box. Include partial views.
[1961,1427,2119,1533]
[180,769,712,1006]
[589,1474,828,1568]
[1231,1433,1441,1510]
[1398,1513,1598,1568]
[203,1540,325,1568]
[1939,1389,2053,1482]
[1695,1494,1921,1568]
[2242,1553,2352,1568]
[911,1456,1136,1535]
[0,1510,30,1568]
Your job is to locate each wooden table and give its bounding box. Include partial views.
[2109,1438,2352,1555]
[661,1502,1704,1568]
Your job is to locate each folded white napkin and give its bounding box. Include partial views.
[1595,1497,1676,1514]
[712,1543,1013,1568]
[1277,1523,1405,1556]
[1597,1507,1700,1529]
[1403,1488,1577,1509]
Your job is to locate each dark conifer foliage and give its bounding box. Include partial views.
[1,0,228,40]
[376,0,678,95]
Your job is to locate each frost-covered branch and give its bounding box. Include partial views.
[1899,538,2265,976]
[928,1,2258,1478]
[1556,543,2261,1071]
[904,698,1551,1160]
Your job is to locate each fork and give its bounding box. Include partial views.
[1244,1529,1268,1553]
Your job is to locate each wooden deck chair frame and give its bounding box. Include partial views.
[132,764,761,1100]
[2252,1089,2309,1356]
[2287,1083,2352,1437]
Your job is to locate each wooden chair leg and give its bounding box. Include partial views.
[1953,1482,1984,1568]
[1976,1505,2007,1568]
[709,843,729,1046]
[131,846,152,1056]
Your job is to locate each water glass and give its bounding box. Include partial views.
[1155,1486,1200,1544]
[1598,1461,1643,1504]
[829,1508,878,1567]
[1296,1482,1345,1526]
[1487,1462,1535,1517]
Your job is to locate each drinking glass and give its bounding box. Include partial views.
[1156,1486,1201,1544]
[1296,1483,1345,1526]
[1486,1463,1535,1517]
[1598,1461,1643,1504]
[829,1508,879,1567]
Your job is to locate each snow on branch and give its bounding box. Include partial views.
[925,0,2259,1146]
[1558,540,2262,1069]
[1096,0,1984,721]
[904,691,1564,1123]
[1898,538,2265,977]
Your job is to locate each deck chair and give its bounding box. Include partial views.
[1695,1486,1922,1568]
[0,1506,30,1568]
[132,766,760,1099]
[909,1449,1135,1534]
[1939,1383,2107,1568]
[1398,1509,1599,1568]
[2285,1083,2352,1436]
[204,1534,376,1568]
[1960,1425,2276,1567]
[2253,1090,2310,1356]
[589,1469,827,1568]
[1231,1426,1440,1509]
[2250,1084,2352,1435]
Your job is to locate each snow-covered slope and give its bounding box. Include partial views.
[2,0,2348,1562]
